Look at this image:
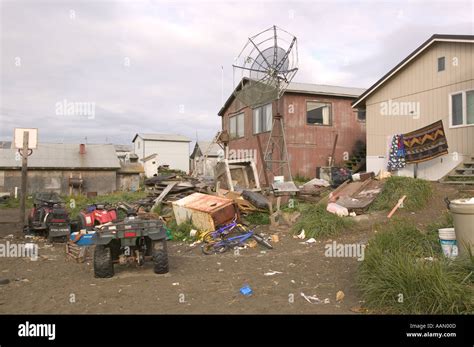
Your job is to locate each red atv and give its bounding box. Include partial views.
[77,203,118,231]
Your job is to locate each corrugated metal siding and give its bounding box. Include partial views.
[366,41,474,156]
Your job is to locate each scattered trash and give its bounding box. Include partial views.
[295,229,306,239]
[301,292,321,304]
[387,195,406,218]
[323,298,330,304]
[264,271,283,276]
[336,290,345,302]
[247,239,258,248]
[327,203,349,217]
[172,282,180,286]
[271,234,280,243]
[301,238,317,244]
[240,285,253,296]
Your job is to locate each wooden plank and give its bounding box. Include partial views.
[153,182,178,208]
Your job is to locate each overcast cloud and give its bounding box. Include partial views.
[0,0,472,145]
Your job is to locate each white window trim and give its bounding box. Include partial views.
[252,103,273,134]
[229,112,245,139]
[306,100,333,126]
[449,89,474,129]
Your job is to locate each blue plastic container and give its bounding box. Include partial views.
[70,232,95,246]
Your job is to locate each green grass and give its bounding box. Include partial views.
[244,212,270,225]
[357,218,473,314]
[0,197,33,209]
[293,173,311,186]
[291,203,352,238]
[166,219,197,241]
[370,176,433,211]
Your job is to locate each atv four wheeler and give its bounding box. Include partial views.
[27,192,71,241]
[77,203,118,231]
[92,206,169,278]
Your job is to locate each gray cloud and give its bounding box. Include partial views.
[1,0,472,144]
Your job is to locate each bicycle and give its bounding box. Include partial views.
[201,218,273,255]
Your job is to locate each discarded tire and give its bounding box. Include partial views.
[152,240,169,274]
[242,190,269,210]
[94,245,114,278]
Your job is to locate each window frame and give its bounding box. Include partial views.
[437,56,445,72]
[229,112,245,139]
[357,108,366,123]
[252,103,273,134]
[306,100,333,126]
[449,89,474,129]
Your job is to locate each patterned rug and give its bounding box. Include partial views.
[403,120,449,164]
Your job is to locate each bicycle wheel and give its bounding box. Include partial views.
[252,234,273,249]
[201,242,229,255]
[200,231,214,243]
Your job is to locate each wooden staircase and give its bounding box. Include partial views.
[441,156,474,185]
[344,148,367,173]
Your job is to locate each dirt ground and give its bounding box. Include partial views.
[0,183,465,314]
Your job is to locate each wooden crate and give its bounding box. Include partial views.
[65,241,94,263]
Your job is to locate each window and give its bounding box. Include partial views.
[450,90,474,127]
[357,109,366,122]
[307,101,332,125]
[438,57,445,72]
[253,103,272,134]
[229,113,244,139]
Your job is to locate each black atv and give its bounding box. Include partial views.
[92,204,169,278]
[27,192,71,241]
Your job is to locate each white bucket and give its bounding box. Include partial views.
[438,228,458,258]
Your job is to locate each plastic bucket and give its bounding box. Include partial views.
[447,198,474,255]
[438,228,458,258]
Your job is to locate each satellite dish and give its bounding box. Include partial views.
[232,25,299,183]
[233,25,298,107]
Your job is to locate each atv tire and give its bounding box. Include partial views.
[152,240,169,274]
[94,245,114,278]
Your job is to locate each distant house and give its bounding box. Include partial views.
[218,79,366,181]
[0,143,140,195]
[190,141,222,177]
[142,153,159,178]
[352,34,474,180]
[114,144,133,162]
[132,133,191,173]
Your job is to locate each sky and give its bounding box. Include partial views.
[0,0,473,145]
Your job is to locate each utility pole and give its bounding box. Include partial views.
[19,130,29,228]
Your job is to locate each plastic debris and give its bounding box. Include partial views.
[264,270,283,276]
[336,290,345,302]
[301,292,321,304]
[240,285,253,296]
[295,229,306,239]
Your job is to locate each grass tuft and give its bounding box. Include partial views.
[370,176,433,211]
[292,203,352,238]
[357,218,473,314]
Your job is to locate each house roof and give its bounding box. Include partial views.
[352,34,474,108]
[132,133,191,143]
[142,153,158,162]
[114,144,133,152]
[0,143,121,170]
[118,162,144,174]
[218,77,366,116]
[0,141,12,149]
[191,141,221,158]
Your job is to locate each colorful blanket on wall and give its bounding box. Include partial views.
[402,120,449,164]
